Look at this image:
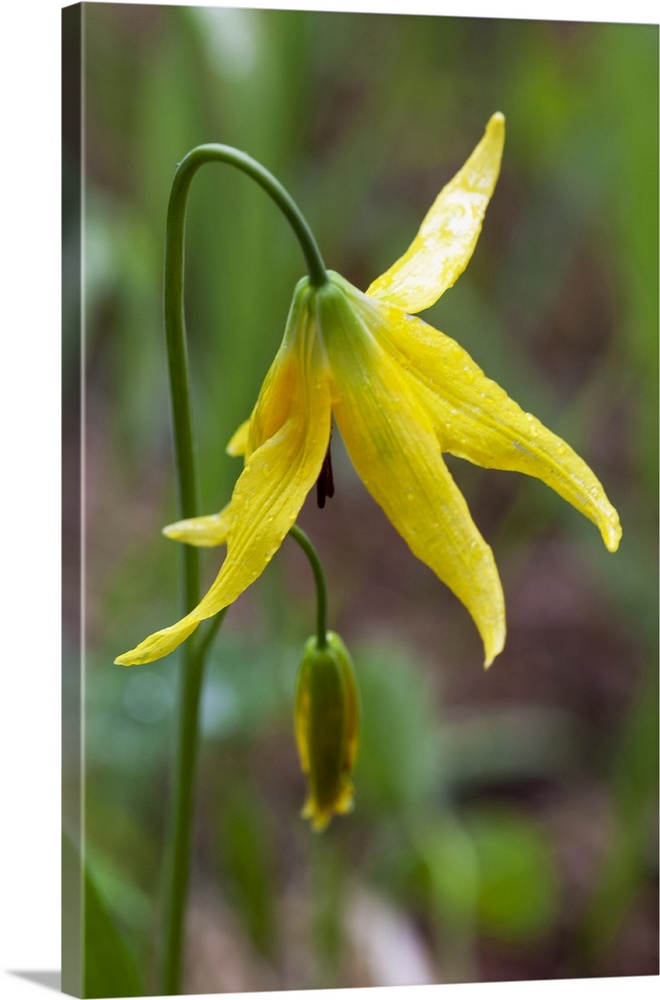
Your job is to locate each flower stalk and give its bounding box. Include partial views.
[289,524,329,650]
[156,146,329,994]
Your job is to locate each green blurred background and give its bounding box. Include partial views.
[62,4,658,995]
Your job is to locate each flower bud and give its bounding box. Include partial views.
[294,631,359,832]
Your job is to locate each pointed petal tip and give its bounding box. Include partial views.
[162,508,233,547]
[113,619,200,667]
[114,646,152,667]
[483,648,498,671]
[365,112,506,313]
[483,624,506,670]
[161,521,202,545]
[604,516,622,553]
[161,520,194,543]
[226,418,250,457]
[486,112,505,146]
[605,528,622,552]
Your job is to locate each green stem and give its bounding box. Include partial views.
[160,147,328,995]
[289,524,329,650]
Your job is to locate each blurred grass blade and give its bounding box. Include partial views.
[62,831,143,999]
[578,664,659,965]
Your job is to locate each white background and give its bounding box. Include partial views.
[0,0,657,998]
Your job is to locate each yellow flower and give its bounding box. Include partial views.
[294,632,359,832]
[116,112,621,669]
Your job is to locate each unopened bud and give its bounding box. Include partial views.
[294,631,359,832]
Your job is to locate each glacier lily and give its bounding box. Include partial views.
[116,112,621,669]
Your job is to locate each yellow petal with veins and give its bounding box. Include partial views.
[165,419,251,547]
[357,290,622,553]
[167,357,280,547]
[115,282,332,666]
[366,113,505,315]
[320,280,505,667]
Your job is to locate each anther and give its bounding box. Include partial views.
[316,434,335,509]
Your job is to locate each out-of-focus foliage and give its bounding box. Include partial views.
[62,833,143,999]
[63,5,658,994]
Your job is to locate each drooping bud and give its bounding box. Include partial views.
[294,631,360,832]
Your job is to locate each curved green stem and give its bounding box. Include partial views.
[289,524,329,650]
[166,145,328,300]
[160,147,327,995]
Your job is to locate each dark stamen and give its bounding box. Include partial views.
[316,436,335,509]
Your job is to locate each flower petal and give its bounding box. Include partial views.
[164,419,251,548]
[320,283,505,667]
[166,333,286,547]
[226,419,250,457]
[165,410,255,548]
[366,112,505,314]
[365,299,622,552]
[163,504,233,547]
[115,283,332,666]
